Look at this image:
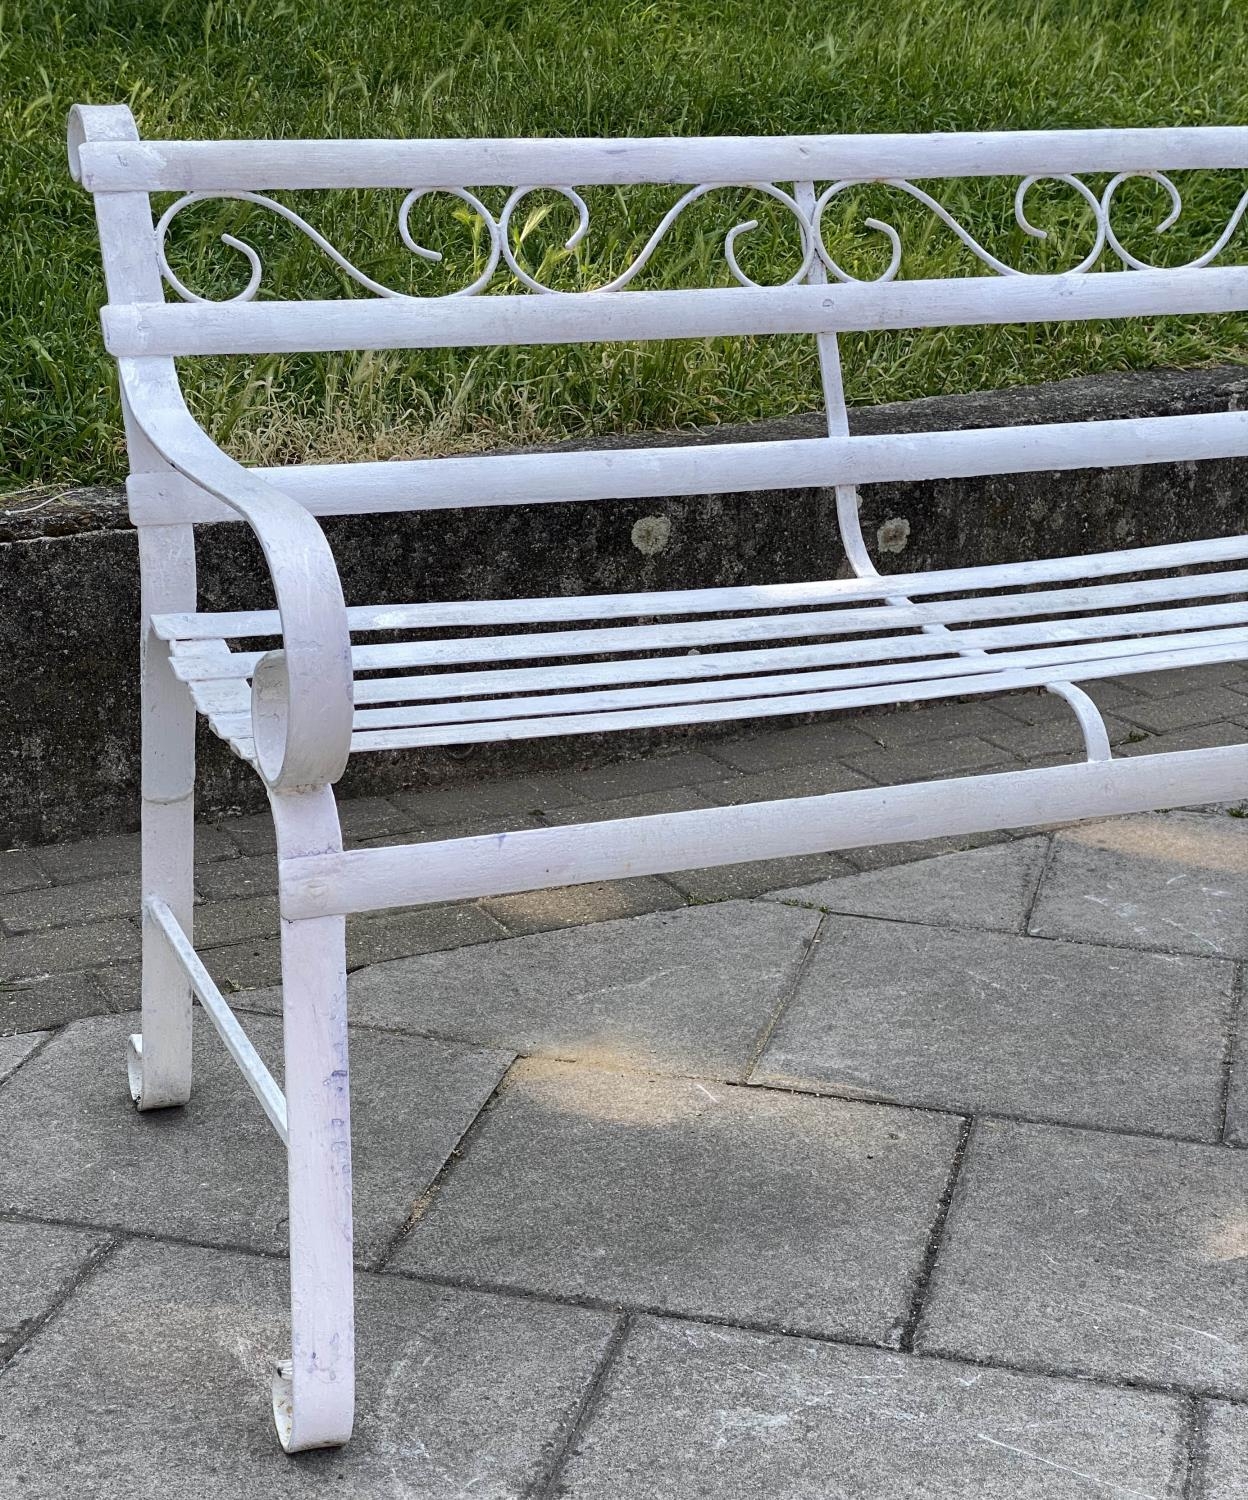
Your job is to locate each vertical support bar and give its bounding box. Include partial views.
[71,105,201,1109]
[795,180,877,577]
[132,521,198,1108]
[271,786,354,1452]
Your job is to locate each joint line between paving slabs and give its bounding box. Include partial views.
[368,1058,521,1274]
[526,1310,632,1500]
[400,1260,1248,1410]
[1020,829,1057,935]
[898,1114,974,1353]
[1218,962,1244,1145]
[785,900,1245,965]
[742,911,828,1080]
[2,1200,1244,1418]
[0,1233,119,1372]
[0,1024,63,1094]
[742,1073,1229,1150]
[1180,1395,1211,1500]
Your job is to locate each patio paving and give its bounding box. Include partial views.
[1,664,1248,1495]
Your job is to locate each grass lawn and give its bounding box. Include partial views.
[3,0,1247,491]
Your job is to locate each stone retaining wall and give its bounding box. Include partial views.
[3,364,1245,844]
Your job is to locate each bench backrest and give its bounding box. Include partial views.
[71,104,1248,555]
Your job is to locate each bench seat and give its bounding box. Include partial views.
[157,533,1248,760]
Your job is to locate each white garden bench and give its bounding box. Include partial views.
[70,102,1248,1451]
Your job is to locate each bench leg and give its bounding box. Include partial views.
[272,909,355,1451]
[270,788,354,1451]
[131,529,196,1110]
[131,800,196,1108]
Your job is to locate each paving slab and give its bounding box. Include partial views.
[395,1059,961,1344]
[553,750,728,800]
[0,1030,46,1082]
[701,760,874,804]
[390,771,577,825]
[974,713,1134,760]
[1079,678,1151,712]
[245,903,820,1080]
[540,786,717,825]
[220,796,409,857]
[1117,721,1248,758]
[31,824,238,883]
[706,720,879,772]
[93,961,141,1008]
[193,852,277,903]
[203,935,285,991]
[0,1237,615,1498]
[1118,687,1248,736]
[0,1011,511,1262]
[562,1315,1188,1500]
[0,1220,109,1353]
[1,970,111,1034]
[842,735,1014,785]
[1199,1400,1248,1498]
[993,688,1132,726]
[1028,812,1248,959]
[344,904,507,968]
[189,907,508,996]
[0,871,135,933]
[766,837,1047,934]
[1127,662,1248,699]
[855,700,1022,750]
[480,876,685,935]
[755,916,1230,1137]
[843,828,1014,872]
[0,850,49,895]
[0,917,141,979]
[192,893,281,948]
[665,850,857,902]
[920,1120,1248,1397]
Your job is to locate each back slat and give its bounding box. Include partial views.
[102,268,1248,358]
[126,405,1248,524]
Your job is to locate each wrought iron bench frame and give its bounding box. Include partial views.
[71,102,1248,1451]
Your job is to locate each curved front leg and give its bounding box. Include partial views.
[271,787,354,1452]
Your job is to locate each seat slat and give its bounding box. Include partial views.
[166,569,1248,681]
[150,534,1248,642]
[207,624,1248,735]
[181,602,1248,727]
[345,637,1248,749]
[216,635,1246,758]
[344,601,1248,704]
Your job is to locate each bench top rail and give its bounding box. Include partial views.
[70,127,1248,194]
